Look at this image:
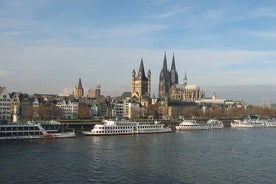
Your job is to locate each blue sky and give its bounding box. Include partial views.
[1,0,276,105]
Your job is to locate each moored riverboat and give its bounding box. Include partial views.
[0,121,75,140]
[265,120,276,128]
[82,119,172,135]
[175,119,224,131]
[231,114,266,128]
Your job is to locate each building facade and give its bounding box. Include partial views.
[56,100,78,119]
[0,86,11,121]
[87,82,101,98]
[10,92,21,122]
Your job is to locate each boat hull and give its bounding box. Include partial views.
[0,132,76,140]
[82,120,172,136]
[82,130,172,136]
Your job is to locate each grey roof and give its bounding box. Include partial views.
[121,92,131,98]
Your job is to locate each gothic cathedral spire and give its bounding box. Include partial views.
[170,53,178,85]
[159,52,171,100]
[162,51,168,72]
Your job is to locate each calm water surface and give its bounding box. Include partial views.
[1,128,276,184]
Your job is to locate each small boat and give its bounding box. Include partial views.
[0,121,75,140]
[176,119,224,131]
[82,119,172,136]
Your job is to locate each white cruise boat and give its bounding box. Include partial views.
[0,121,75,140]
[265,120,276,128]
[230,120,254,128]
[207,119,224,129]
[82,119,172,135]
[231,114,266,128]
[175,119,223,131]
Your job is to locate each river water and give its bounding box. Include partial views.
[1,128,276,184]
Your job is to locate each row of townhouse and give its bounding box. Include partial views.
[56,100,78,119]
[0,87,80,121]
[1,86,143,122]
[1,85,251,121]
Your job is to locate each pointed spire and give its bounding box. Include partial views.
[184,71,187,86]
[78,78,82,88]
[170,52,178,85]
[138,58,146,79]
[171,53,176,71]
[162,51,168,71]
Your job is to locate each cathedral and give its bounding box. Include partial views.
[159,52,205,103]
[129,53,205,118]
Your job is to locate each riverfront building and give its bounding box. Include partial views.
[56,100,78,119]
[0,86,11,121]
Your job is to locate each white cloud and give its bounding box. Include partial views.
[59,88,72,96]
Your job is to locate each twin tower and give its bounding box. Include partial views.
[131,52,179,101]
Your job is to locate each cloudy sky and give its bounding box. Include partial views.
[1,0,276,105]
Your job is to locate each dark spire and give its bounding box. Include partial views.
[78,78,82,88]
[137,58,147,80]
[171,53,176,71]
[170,53,178,85]
[162,51,168,71]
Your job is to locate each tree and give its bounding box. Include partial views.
[143,103,159,119]
[78,103,91,119]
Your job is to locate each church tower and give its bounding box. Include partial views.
[159,52,171,100]
[73,78,84,99]
[131,58,151,100]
